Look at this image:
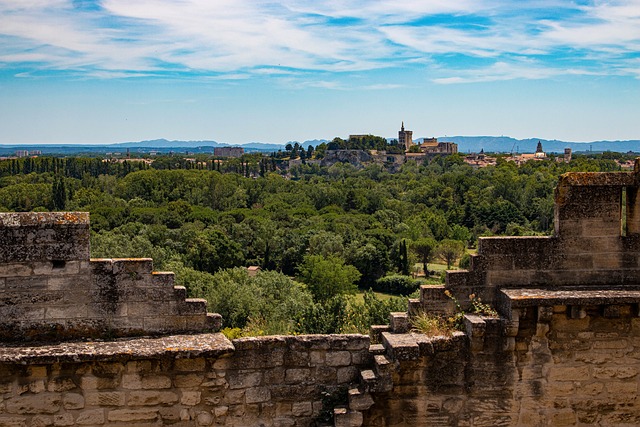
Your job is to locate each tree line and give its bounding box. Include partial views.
[0,153,624,336]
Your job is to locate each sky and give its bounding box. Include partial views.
[0,0,639,146]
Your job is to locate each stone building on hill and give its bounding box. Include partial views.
[398,122,413,151]
[398,122,458,155]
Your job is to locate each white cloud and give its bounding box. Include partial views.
[0,0,639,82]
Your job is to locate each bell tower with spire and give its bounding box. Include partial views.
[398,121,413,151]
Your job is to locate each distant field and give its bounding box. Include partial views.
[352,290,405,305]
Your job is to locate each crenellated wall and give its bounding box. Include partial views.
[413,159,640,315]
[0,212,219,342]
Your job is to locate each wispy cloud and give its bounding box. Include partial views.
[1,0,639,83]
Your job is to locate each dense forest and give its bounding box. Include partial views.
[0,153,625,337]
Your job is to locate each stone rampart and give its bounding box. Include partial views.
[0,333,369,426]
[0,212,219,342]
[413,159,640,314]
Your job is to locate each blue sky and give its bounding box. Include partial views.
[0,0,639,145]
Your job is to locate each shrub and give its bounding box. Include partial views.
[373,275,419,296]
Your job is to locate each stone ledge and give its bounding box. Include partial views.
[232,334,369,352]
[0,212,90,227]
[558,171,635,187]
[499,287,640,315]
[0,333,234,364]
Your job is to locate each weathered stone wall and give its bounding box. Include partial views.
[0,334,369,427]
[415,161,640,313]
[0,212,219,342]
[361,304,640,426]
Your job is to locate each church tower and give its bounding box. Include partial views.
[398,121,413,151]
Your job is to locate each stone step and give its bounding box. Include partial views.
[389,312,410,333]
[176,298,209,316]
[371,355,394,393]
[420,284,446,302]
[348,387,374,411]
[381,332,420,361]
[333,407,363,427]
[359,369,377,392]
[408,298,422,315]
[369,324,391,343]
[368,343,385,355]
[152,271,175,287]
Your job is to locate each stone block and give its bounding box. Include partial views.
[592,254,624,270]
[152,271,175,286]
[127,302,169,317]
[389,312,410,333]
[53,413,73,426]
[111,258,153,276]
[45,305,88,320]
[47,378,77,393]
[29,415,53,427]
[62,393,84,410]
[177,299,208,315]
[245,387,271,404]
[0,263,33,278]
[592,339,629,350]
[291,401,313,416]
[0,416,28,426]
[382,332,419,361]
[107,409,159,422]
[76,409,105,425]
[337,366,359,384]
[348,389,374,411]
[604,381,638,394]
[142,316,167,332]
[127,390,179,406]
[227,371,262,389]
[140,375,172,390]
[283,349,310,367]
[173,374,204,388]
[325,351,351,367]
[263,367,285,384]
[84,392,125,407]
[284,369,310,384]
[334,408,363,427]
[5,394,61,415]
[120,374,142,390]
[180,391,201,406]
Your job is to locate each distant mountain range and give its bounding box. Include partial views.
[0,136,638,155]
[436,136,640,154]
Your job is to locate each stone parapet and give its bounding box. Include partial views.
[0,212,220,342]
[0,334,372,427]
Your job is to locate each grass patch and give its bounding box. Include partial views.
[411,312,452,336]
[352,290,400,305]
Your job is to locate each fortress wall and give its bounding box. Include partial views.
[439,167,640,312]
[0,213,219,343]
[1,309,639,426]
[363,303,640,426]
[0,334,369,427]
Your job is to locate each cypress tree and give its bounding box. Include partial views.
[401,239,410,276]
[52,177,66,211]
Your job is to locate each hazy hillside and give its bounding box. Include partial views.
[438,136,639,154]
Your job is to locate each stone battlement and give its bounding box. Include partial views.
[0,212,220,342]
[411,159,640,316]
